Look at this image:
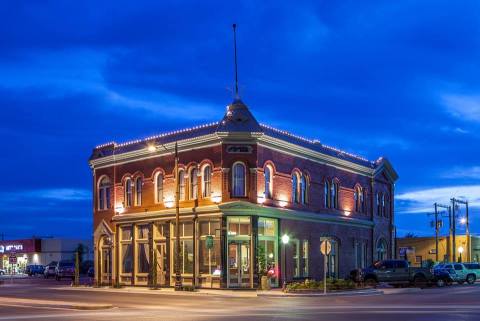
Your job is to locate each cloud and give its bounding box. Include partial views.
[0,188,90,203]
[396,185,480,214]
[441,166,480,180]
[441,94,480,122]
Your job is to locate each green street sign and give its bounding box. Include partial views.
[206,235,214,250]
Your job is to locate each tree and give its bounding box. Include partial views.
[405,233,417,238]
[73,243,87,263]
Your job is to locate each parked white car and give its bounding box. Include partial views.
[0,268,6,275]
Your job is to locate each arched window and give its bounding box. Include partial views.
[376,192,382,216]
[264,165,273,199]
[202,165,212,198]
[125,178,133,208]
[300,175,307,204]
[98,176,111,210]
[354,186,363,213]
[155,172,163,204]
[331,180,339,209]
[376,239,388,261]
[324,180,330,208]
[178,170,186,201]
[135,177,142,206]
[361,189,366,213]
[232,162,246,197]
[292,172,301,203]
[190,167,198,200]
[383,194,388,217]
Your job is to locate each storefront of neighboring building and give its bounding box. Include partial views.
[0,238,93,274]
[90,98,398,288]
[0,239,41,274]
[397,235,480,266]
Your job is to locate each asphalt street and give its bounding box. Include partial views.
[1,277,480,320]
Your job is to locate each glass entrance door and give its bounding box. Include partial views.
[101,247,112,284]
[228,241,250,287]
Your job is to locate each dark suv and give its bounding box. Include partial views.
[55,260,75,281]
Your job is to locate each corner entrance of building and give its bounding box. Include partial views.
[228,241,251,288]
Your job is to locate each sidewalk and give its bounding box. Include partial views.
[58,285,382,298]
[0,296,113,310]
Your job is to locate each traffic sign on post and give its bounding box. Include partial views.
[9,255,17,265]
[320,240,332,255]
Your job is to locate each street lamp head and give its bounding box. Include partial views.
[460,217,467,225]
[282,234,290,244]
[458,246,464,254]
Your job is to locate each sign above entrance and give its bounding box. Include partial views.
[226,145,253,154]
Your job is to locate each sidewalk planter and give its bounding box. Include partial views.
[285,279,359,293]
[260,276,271,290]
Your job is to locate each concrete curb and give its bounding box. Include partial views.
[0,296,114,310]
[258,289,383,297]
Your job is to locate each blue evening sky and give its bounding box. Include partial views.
[1,1,479,240]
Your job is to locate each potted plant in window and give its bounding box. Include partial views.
[257,245,271,290]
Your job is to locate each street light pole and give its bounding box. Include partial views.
[174,142,182,291]
[281,234,289,291]
[434,203,439,262]
[451,198,457,262]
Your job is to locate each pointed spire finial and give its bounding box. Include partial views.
[232,23,239,99]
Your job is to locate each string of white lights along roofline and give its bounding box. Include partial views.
[94,122,373,164]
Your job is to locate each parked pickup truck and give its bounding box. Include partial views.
[351,259,434,288]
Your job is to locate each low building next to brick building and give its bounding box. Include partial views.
[397,235,480,266]
[89,98,398,288]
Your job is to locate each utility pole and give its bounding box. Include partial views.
[451,198,457,262]
[174,142,182,291]
[434,203,439,262]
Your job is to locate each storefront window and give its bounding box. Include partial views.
[228,217,250,236]
[355,241,367,269]
[172,222,194,274]
[293,239,300,277]
[257,218,278,287]
[136,225,150,274]
[120,226,133,274]
[302,240,309,277]
[227,216,252,288]
[321,237,338,278]
[199,220,221,275]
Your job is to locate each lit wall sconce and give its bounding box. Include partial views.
[344,210,351,216]
[147,144,156,152]
[278,201,288,208]
[212,195,221,204]
[165,200,174,209]
[257,196,266,205]
[115,205,125,214]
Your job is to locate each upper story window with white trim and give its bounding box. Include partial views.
[330,180,339,209]
[376,192,382,216]
[300,175,308,204]
[354,186,364,213]
[324,180,330,208]
[135,177,142,206]
[179,169,186,201]
[190,167,198,200]
[232,162,246,197]
[264,165,273,199]
[154,172,163,204]
[98,176,111,210]
[202,165,212,198]
[292,172,301,203]
[382,193,387,217]
[125,178,133,208]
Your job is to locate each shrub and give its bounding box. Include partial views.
[285,278,357,292]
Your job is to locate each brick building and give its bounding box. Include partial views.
[89,98,398,288]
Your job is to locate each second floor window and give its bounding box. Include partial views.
[179,170,186,201]
[330,180,339,209]
[264,165,273,199]
[98,176,111,210]
[125,178,133,207]
[202,165,212,198]
[324,181,330,208]
[190,168,198,200]
[376,192,382,216]
[155,172,163,204]
[135,177,142,206]
[232,162,246,197]
[354,186,364,213]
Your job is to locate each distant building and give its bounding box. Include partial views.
[397,235,480,266]
[89,98,398,288]
[0,238,93,273]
